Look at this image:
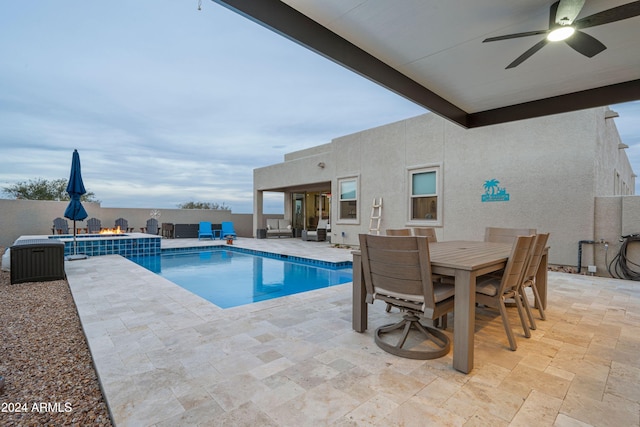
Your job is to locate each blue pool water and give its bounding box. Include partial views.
[130,248,352,308]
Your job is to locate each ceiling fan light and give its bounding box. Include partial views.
[547,26,575,42]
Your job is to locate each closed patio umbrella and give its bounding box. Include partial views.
[63,149,88,260]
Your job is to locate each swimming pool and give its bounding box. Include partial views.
[131,248,353,308]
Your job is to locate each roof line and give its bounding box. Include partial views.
[211,0,640,129]
[211,0,469,128]
[468,79,640,127]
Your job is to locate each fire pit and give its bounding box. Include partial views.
[99,226,125,235]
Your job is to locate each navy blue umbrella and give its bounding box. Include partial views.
[64,149,88,258]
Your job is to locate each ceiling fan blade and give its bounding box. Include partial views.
[555,0,586,25]
[506,39,549,69]
[575,0,640,29]
[564,30,607,57]
[483,30,548,43]
[549,1,560,28]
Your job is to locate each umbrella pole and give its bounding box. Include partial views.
[67,219,87,261]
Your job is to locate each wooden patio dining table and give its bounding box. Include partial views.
[352,240,548,374]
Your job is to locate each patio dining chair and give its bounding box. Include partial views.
[475,234,535,351]
[383,229,413,312]
[384,227,445,313]
[359,233,454,360]
[413,227,438,242]
[484,227,537,244]
[385,228,412,236]
[519,233,550,329]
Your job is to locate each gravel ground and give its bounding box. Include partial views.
[0,248,112,427]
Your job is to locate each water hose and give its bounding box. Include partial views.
[607,234,640,281]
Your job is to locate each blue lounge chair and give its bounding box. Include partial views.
[221,221,237,240]
[198,221,214,240]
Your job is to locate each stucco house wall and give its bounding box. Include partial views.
[254,107,636,270]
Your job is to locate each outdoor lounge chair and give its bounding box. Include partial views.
[198,221,214,240]
[302,219,327,241]
[114,218,133,232]
[86,218,102,234]
[266,218,293,238]
[475,234,534,351]
[142,218,159,235]
[52,217,70,234]
[358,233,454,360]
[221,221,237,240]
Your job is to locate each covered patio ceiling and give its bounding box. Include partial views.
[211,0,640,128]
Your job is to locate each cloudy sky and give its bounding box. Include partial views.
[1,1,638,214]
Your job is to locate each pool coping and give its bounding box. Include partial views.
[160,245,353,269]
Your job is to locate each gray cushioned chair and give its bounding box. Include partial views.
[359,233,454,360]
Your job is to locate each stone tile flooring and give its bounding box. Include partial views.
[64,238,640,426]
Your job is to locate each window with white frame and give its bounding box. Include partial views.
[409,166,441,223]
[338,177,358,221]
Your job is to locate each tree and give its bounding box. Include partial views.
[483,179,500,195]
[2,178,100,202]
[178,201,230,210]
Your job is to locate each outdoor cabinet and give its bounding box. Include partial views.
[10,239,66,284]
[173,224,199,238]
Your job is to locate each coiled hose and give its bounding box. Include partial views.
[607,234,640,281]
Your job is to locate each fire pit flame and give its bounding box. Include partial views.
[99,226,124,235]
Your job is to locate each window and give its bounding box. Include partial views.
[338,177,358,221]
[409,166,441,223]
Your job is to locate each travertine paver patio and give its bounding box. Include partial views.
[64,238,640,426]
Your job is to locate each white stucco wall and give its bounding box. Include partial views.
[254,107,636,268]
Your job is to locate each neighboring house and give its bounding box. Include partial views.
[253,107,636,269]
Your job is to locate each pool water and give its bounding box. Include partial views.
[131,249,353,308]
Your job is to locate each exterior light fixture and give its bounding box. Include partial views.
[547,26,575,41]
[317,162,325,168]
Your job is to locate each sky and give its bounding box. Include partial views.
[1,1,639,214]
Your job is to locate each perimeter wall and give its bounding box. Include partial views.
[0,199,274,249]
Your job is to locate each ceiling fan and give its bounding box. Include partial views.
[483,0,640,69]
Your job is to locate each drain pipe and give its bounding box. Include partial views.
[577,240,596,274]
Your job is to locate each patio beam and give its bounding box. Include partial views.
[209,0,468,128]
[210,0,640,129]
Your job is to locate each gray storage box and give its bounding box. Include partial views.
[173,224,199,238]
[10,239,66,284]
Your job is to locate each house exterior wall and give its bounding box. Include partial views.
[253,107,636,269]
